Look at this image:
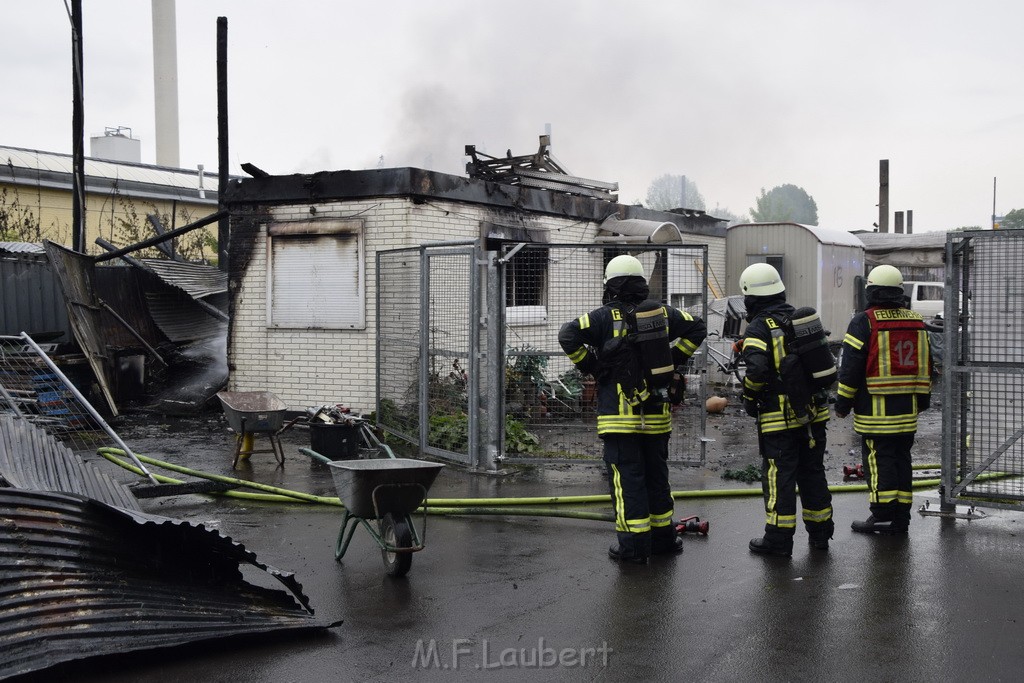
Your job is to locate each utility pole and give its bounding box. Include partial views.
[992,177,997,230]
[71,0,85,252]
[878,160,889,233]
[217,17,229,271]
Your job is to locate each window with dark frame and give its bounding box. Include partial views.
[506,246,548,308]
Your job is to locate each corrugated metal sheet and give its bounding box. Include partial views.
[0,252,71,341]
[0,415,141,510]
[139,258,228,299]
[93,265,167,349]
[0,488,323,680]
[42,242,119,414]
[0,242,45,254]
[0,416,324,679]
[145,290,227,343]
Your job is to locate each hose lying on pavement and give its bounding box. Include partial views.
[98,449,1006,518]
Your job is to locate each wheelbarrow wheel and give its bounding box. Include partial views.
[380,513,413,578]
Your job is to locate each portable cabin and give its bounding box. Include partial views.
[726,222,864,340]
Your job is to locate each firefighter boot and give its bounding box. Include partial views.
[896,502,913,530]
[651,527,684,555]
[851,514,908,535]
[748,530,793,557]
[808,520,834,551]
[609,533,650,564]
[608,545,649,564]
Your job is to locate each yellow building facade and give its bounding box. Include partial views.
[1,144,221,261]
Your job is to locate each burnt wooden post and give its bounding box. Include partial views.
[217,16,229,271]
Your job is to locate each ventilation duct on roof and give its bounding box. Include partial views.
[596,216,683,244]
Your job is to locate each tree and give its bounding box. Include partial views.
[998,208,1024,230]
[0,187,42,242]
[750,184,818,225]
[645,174,705,211]
[708,204,750,227]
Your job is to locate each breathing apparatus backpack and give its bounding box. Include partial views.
[786,307,838,391]
[601,300,675,405]
[773,307,837,423]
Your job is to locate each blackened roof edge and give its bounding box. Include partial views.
[222,167,727,239]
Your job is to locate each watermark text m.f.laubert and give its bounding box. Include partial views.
[412,638,613,670]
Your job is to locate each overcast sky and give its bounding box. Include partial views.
[4,1,1022,232]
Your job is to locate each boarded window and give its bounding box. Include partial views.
[267,219,364,329]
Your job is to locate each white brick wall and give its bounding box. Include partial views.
[228,197,724,414]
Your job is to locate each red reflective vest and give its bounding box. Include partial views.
[864,307,931,395]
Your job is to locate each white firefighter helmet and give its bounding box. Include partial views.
[739,262,785,296]
[866,264,904,287]
[604,254,646,283]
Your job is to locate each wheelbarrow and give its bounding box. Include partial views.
[216,390,288,467]
[299,448,444,577]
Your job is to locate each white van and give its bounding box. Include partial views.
[902,281,945,319]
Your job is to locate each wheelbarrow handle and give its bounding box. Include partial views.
[298,447,333,465]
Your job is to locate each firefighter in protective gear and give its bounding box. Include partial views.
[835,264,931,534]
[739,263,834,557]
[559,254,707,564]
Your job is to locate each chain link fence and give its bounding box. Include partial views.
[0,332,154,478]
[500,243,709,465]
[376,241,710,468]
[941,230,1024,510]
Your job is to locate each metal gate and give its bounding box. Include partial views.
[377,243,480,466]
[941,230,1024,511]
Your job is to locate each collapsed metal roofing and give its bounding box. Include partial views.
[0,415,326,680]
[854,230,950,267]
[0,242,45,255]
[139,258,228,299]
[0,414,140,510]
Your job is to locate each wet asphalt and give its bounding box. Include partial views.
[50,415,1024,682]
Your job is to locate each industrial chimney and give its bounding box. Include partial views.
[152,0,180,167]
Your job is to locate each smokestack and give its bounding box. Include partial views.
[878,160,889,233]
[907,210,913,234]
[152,0,180,167]
[895,211,904,234]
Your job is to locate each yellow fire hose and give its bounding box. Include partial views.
[98,448,1002,519]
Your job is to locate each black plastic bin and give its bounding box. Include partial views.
[310,422,361,460]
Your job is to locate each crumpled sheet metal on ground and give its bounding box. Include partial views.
[0,489,325,681]
[0,417,326,680]
[0,414,141,511]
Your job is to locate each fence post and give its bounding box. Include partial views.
[479,249,502,471]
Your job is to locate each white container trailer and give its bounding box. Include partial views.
[726,222,864,341]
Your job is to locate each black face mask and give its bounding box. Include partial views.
[744,292,786,321]
[866,285,906,307]
[603,276,650,306]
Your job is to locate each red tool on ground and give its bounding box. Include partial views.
[843,464,865,479]
[675,515,709,535]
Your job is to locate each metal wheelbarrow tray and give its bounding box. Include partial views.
[301,449,444,577]
[216,391,288,433]
[326,458,443,519]
[217,391,288,466]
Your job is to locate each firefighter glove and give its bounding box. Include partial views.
[834,397,852,418]
[667,367,687,405]
[575,353,599,377]
[743,397,759,418]
[918,393,931,412]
